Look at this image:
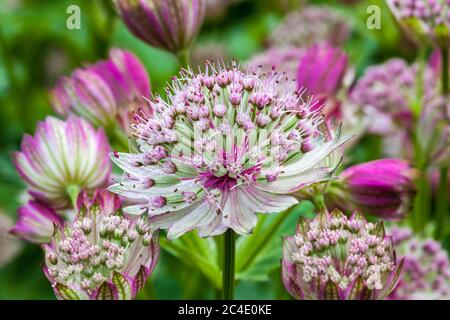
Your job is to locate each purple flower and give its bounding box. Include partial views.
[43,190,159,300]
[269,6,350,48]
[330,159,417,220]
[50,49,151,132]
[297,44,348,112]
[388,227,450,300]
[114,0,206,54]
[12,116,111,210]
[246,47,305,94]
[282,210,403,300]
[109,63,349,239]
[350,59,418,135]
[387,0,450,48]
[9,201,64,244]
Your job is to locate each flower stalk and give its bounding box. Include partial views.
[222,229,235,300]
[436,47,449,239]
[178,49,191,69]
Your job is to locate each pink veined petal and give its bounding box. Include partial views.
[221,190,258,235]
[166,201,213,239]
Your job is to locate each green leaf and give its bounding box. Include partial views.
[160,234,221,289]
[236,201,315,282]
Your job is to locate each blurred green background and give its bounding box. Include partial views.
[0,0,416,299]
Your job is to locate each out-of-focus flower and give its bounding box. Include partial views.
[114,0,206,54]
[0,211,22,268]
[350,59,418,134]
[43,190,159,300]
[9,201,63,244]
[349,58,440,160]
[109,63,349,239]
[416,96,450,167]
[12,116,111,210]
[50,49,151,132]
[269,6,351,48]
[245,47,305,94]
[297,44,348,114]
[327,159,417,220]
[388,227,450,300]
[282,210,403,300]
[386,0,450,48]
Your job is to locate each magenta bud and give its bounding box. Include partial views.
[339,159,417,220]
[9,201,64,244]
[114,0,206,54]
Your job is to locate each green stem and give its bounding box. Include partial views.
[414,172,431,232]
[435,47,450,238]
[67,185,81,210]
[435,167,449,239]
[177,49,191,69]
[221,229,236,300]
[442,47,449,95]
[313,193,327,213]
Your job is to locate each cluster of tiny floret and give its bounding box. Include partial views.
[45,210,152,290]
[390,227,450,299]
[292,213,395,291]
[391,0,450,27]
[126,63,324,211]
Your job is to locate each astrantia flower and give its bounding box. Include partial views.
[327,159,417,220]
[9,201,64,244]
[114,0,206,54]
[269,7,351,48]
[50,49,151,132]
[282,210,403,300]
[109,63,349,239]
[388,227,450,300]
[12,116,111,210]
[43,190,159,300]
[349,58,440,159]
[387,0,450,47]
[350,59,417,134]
[245,47,305,94]
[297,44,348,113]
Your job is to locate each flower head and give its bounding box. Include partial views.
[9,201,64,244]
[12,116,111,210]
[350,59,418,134]
[109,63,349,239]
[349,58,445,161]
[328,159,417,220]
[388,227,450,300]
[43,190,159,300]
[297,44,348,112]
[269,6,351,48]
[282,210,403,300]
[114,0,206,54]
[50,49,151,132]
[245,47,305,94]
[387,0,450,48]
